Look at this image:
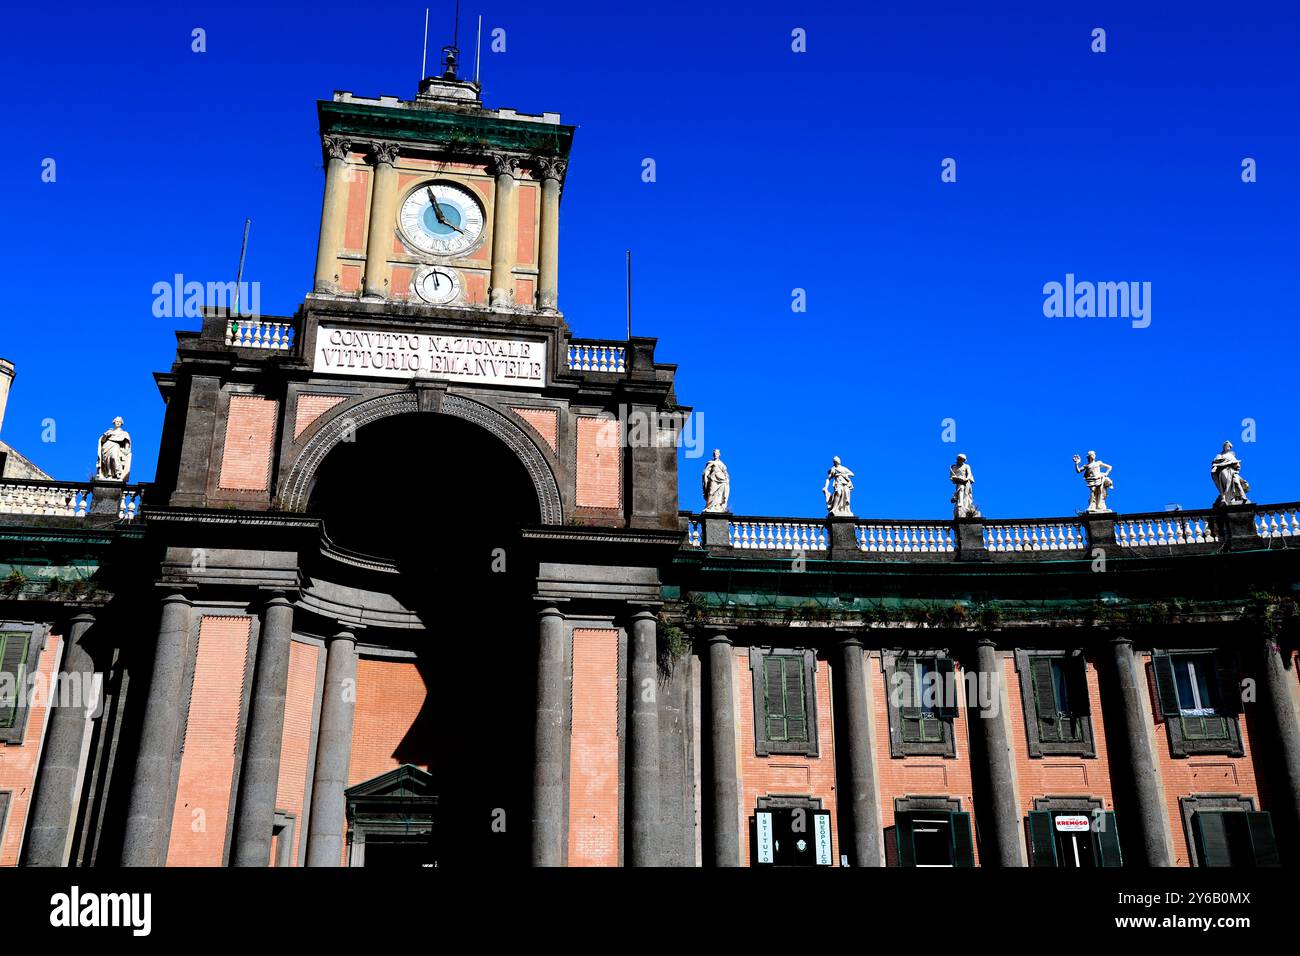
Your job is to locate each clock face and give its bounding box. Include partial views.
[411,265,462,305]
[399,181,485,257]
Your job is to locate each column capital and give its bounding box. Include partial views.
[702,629,736,647]
[322,135,352,161]
[628,602,662,622]
[1109,633,1136,648]
[260,588,298,609]
[533,155,568,181]
[368,141,400,167]
[156,586,195,606]
[329,626,362,646]
[488,152,522,178]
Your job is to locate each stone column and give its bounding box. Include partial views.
[230,591,295,866]
[1263,637,1300,851]
[973,639,1024,866]
[706,632,741,866]
[304,629,359,867]
[1110,636,1173,866]
[121,590,193,866]
[24,614,97,866]
[837,635,883,866]
[313,135,352,293]
[532,603,567,866]
[362,142,400,300]
[488,154,520,309]
[627,608,661,866]
[535,157,566,312]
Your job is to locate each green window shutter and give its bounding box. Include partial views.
[1026,811,1057,867]
[1151,653,1181,718]
[895,816,917,867]
[783,657,807,742]
[1213,650,1242,715]
[1193,812,1233,867]
[1067,655,1091,716]
[1095,812,1123,867]
[935,657,959,719]
[1030,657,1058,718]
[1245,812,1280,867]
[0,631,31,731]
[950,811,975,866]
[763,657,786,740]
[898,660,920,718]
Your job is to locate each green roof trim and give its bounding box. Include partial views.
[318,101,575,157]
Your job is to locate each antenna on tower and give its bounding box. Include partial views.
[441,0,461,79]
[233,218,251,316]
[474,14,482,87]
[626,249,633,341]
[421,7,430,80]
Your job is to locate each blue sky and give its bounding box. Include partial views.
[2,1,1297,519]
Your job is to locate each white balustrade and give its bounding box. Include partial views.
[567,342,626,373]
[0,482,91,517]
[226,319,295,350]
[983,521,1086,552]
[729,520,827,551]
[1255,506,1300,539]
[1115,514,1218,547]
[685,518,701,548]
[119,488,143,521]
[857,523,954,553]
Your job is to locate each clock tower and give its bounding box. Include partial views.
[311,56,573,313]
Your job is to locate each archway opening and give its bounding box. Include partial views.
[309,412,541,867]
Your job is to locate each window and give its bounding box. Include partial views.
[882,651,957,757]
[888,809,974,867]
[1026,808,1121,867]
[749,648,819,757]
[0,624,43,745]
[1016,650,1095,757]
[751,803,833,867]
[1151,650,1243,757]
[1179,796,1280,867]
[1193,812,1279,867]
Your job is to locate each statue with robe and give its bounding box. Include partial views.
[949,453,980,518]
[823,456,854,517]
[702,449,730,513]
[1072,450,1113,513]
[1210,440,1250,506]
[96,416,132,482]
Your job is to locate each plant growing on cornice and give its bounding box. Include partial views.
[1248,590,1298,639]
[2,569,27,596]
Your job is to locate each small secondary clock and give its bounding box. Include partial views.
[411,265,462,305]
[399,181,485,257]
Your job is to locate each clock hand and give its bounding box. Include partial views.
[426,188,468,235]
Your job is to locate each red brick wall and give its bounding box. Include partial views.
[218,395,278,492]
[513,277,535,308]
[273,640,319,866]
[511,407,558,454]
[348,658,430,786]
[293,394,347,440]
[871,651,980,865]
[167,616,250,866]
[515,184,537,265]
[568,627,619,866]
[575,416,621,510]
[1005,655,1116,816]
[344,165,369,252]
[735,648,839,866]
[1140,652,1262,867]
[0,632,60,866]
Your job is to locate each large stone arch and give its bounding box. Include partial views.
[279,390,563,523]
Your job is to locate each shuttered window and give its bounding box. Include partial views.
[1151,650,1243,756]
[892,810,975,867]
[750,648,819,756]
[762,655,807,743]
[1029,655,1088,743]
[886,652,957,756]
[1193,811,1280,867]
[1026,809,1122,867]
[0,628,34,744]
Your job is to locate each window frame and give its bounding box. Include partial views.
[882,649,957,757]
[1151,649,1244,757]
[1015,648,1096,758]
[887,796,974,867]
[1178,794,1278,867]
[748,647,819,757]
[0,622,47,746]
[1025,795,1121,867]
[751,794,833,867]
